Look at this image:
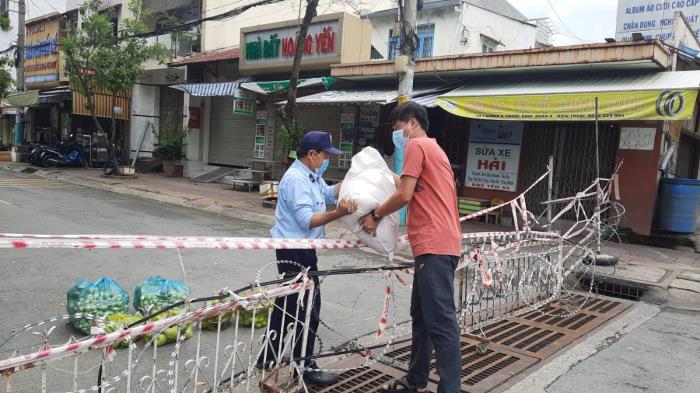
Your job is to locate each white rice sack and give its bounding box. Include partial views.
[339,147,399,255]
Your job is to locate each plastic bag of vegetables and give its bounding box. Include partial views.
[103,312,144,349]
[67,278,92,323]
[134,276,190,314]
[144,309,193,346]
[70,277,129,335]
[239,289,273,329]
[201,298,234,331]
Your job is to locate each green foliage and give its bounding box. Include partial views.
[0,14,10,32]
[0,56,13,99]
[277,119,305,158]
[153,128,187,161]
[62,0,168,134]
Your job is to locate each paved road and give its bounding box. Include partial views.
[0,168,409,391]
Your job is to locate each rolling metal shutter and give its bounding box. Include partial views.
[295,106,341,166]
[208,97,256,166]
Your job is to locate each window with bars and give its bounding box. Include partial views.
[388,23,435,60]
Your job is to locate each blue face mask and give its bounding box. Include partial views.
[311,151,329,177]
[318,159,329,177]
[392,129,406,152]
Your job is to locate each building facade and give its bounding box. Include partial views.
[367,0,551,60]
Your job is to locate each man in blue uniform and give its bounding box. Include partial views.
[258,131,354,386]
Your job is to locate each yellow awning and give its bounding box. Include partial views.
[72,88,130,120]
[437,71,700,121]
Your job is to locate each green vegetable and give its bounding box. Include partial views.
[68,277,129,335]
[104,312,143,349]
[201,298,234,331]
[134,276,190,314]
[143,309,193,346]
[238,289,272,329]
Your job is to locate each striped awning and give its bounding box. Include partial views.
[72,87,131,120]
[170,78,252,97]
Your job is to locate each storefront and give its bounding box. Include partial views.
[436,70,700,235]
[166,13,371,176]
[285,86,449,177]
[234,12,372,173]
[21,15,69,145]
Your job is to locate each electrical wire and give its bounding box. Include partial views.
[545,0,586,43]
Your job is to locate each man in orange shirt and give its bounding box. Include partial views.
[361,102,462,393]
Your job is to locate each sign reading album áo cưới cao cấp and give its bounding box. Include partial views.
[465,121,523,192]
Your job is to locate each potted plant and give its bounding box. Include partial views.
[153,128,187,177]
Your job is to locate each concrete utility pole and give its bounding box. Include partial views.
[14,0,26,148]
[395,0,417,226]
[397,0,417,105]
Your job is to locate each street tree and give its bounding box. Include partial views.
[277,0,320,161]
[282,0,367,157]
[63,0,167,168]
[0,56,13,99]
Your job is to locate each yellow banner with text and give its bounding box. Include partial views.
[436,90,699,121]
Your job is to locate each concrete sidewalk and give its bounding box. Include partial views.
[3,161,700,309]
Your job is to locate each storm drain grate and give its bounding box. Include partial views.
[487,295,629,358]
[265,296,629,393]
[273,363,433,393]
[384,336,538,393]
[579,276,645,301]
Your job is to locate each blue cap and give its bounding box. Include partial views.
[299,131,341,155]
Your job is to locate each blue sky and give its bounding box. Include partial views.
[508,0,619,45]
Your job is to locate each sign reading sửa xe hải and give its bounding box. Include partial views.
[436,90,699,121]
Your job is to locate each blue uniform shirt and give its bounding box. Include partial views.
[270,159,338,239]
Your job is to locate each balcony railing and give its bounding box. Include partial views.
[147,30,200,60]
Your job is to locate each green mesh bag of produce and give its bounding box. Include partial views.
[144,309,193,346]
[70,277,129,335]
[238,289,273,329]
[134,276,190,314]
[201,298,234,331]
[104,312,144,349]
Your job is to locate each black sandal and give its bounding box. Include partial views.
[380,376,418,392]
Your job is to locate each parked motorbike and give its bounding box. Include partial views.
[40,142,87,168]
[26,143,47,166]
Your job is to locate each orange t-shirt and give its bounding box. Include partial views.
[402,138,461,257]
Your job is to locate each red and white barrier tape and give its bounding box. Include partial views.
[0,230,558,250]
[0,233,362,246]
[0,237,363,250]
[376,272,392,338]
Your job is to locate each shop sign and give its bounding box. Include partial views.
[619,127,656,150]
[243,21,338,64]
[465,121,523,192]
[437,90,699,121]
[615,0,700,41]
[233,88,254,117]
[25,17,62,85]
[188,106,201,129]
[339,112,355,168]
